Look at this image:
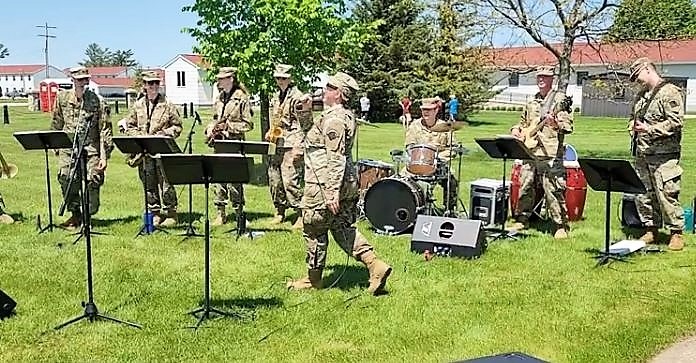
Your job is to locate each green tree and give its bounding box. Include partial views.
[111,49,139,69]
[607,0,696,41]
[80,43,113,67]
[183,0,377,143]
[0,43,8,59]
[342,0,431,121]
[413,0,493,119]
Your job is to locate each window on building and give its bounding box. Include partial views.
[576,71,589,86]
[12,75,15,81]
[508,72,519,87]
[19,75,23,81]
[177,71,186,87]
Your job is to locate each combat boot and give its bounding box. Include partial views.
[668,231,684,251]
[270,211,285,225]
[639,227,659,244]
[152,212,163,227]
[60,212,82,230]
[292,210,303,230]
[0,213,14,224]
[212,207,226,226]
[360,251,392,295]
[287,269,323,290]
[554,226,568,240]
[160,211,178,228]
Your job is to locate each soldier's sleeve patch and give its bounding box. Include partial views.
[669,100,680,108]
[327,130,339,140]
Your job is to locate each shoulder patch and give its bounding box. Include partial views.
[327,129,339,140]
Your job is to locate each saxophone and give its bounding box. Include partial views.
[206,114,228,147]
[265,106,284,145]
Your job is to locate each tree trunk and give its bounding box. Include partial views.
[259,91,270,185]
[557,40,573,94]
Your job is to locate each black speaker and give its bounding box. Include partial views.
[621,193,643,228]
[0,289,16,319]
[455,352,548,362]
[410,215,486,258]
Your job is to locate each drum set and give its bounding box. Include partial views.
[355,124,468,235]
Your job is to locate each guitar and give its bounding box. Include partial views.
[520,91,573,149]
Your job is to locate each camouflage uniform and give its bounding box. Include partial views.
[288,72,391,295]
[268,83,305,216]
[404,117,459,211]
[52,86,113,218]
[125,93,182,215]
[631,83,685,233]
[206,87,253,212]
[512,87,573,229]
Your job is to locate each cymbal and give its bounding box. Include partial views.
[429,121,467,133]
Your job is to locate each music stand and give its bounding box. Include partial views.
[157,153,252,329]
[14,131,72,233]
[475,136,536,240]
[55,140,141,331]
[178,112,204,241]
[113,136,181,238]
[578,158,646,266]
[213,140,274,239]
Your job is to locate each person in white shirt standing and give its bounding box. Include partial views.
[359,94,370,121]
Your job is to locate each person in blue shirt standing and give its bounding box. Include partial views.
[447,94,459,122]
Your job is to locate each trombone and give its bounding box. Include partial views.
[0,150,17,179]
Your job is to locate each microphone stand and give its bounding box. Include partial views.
[180,112,204,241]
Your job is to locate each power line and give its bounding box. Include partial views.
[36,22,57,78]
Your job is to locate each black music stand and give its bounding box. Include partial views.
[113,136,181,238]
[157,153,252,329]
[578,158,646,267]
[178,112,204,241]
[14,131,72,233]
[55,141,141,331]
[475,136,536,240]
[213,140,274,239]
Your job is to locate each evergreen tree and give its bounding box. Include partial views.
[607,0,696,41]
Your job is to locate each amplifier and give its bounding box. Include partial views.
[410,215,486,259]
[470,178,509,227]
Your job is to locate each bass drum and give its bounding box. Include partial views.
[364,177,425,234]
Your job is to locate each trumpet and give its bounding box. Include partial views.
[0,150,18,179]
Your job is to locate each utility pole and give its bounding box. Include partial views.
[36,23,57,78]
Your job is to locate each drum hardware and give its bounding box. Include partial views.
[429,121,467,133]
[390,149,407,172]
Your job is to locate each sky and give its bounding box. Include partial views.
[1,0,200,69]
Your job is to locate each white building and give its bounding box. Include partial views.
[161,54,214,105]
[0,64,66,96]
[486,40,696,113]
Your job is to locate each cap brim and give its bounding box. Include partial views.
[72,75,90,79]
[273,72,291,78]
[217,72,233,79]
[143,78,160,82]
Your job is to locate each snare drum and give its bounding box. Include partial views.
[357,159,394,193]
[406,144,438,176]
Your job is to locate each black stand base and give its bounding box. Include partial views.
[485,227,519,241]
[179,223,204,241]
[54,301,141,330]
[593,251,628,267]
[225,208,256,240]
[187,305,242,329]
[72,227,107,245]
[39,223,62,234]
[134,223,168,238]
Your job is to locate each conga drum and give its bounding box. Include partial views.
[563,144,587,221]
[510,160,544,218]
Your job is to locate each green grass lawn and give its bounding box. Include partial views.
[1,107,696,362]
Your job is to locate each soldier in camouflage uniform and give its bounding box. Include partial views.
[265,64,305,229]
[0,193,13,224]
[125,71,182,227]
[52,66,113,229]
[510,66,573,239]
[287,72,392,295]
[404,97,459,212]
[204,67,253,225]
[628,57,686,251]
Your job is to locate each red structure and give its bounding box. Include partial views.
[39,81,59,112]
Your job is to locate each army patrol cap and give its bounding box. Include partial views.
[420,97,441,109]
[69,66,90,80]
[327,72,359,98]
[630,57,654,81]
[536,66,555,77]
[216,66,237,79]
[273,64,293,78]
[142,71,161,82]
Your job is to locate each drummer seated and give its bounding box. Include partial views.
[403,97,459,211]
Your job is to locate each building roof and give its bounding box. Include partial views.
[0,64,46,75]
[162,54,210,69]
[487,39,696,68]
[181,54,203,66]
[90,77,134,87]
